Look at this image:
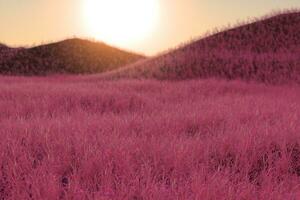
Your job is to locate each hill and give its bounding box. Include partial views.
[105,11,300,84]
[0,44,21,66]
[0,43,8,50]
[0,39,144,75]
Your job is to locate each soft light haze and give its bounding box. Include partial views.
[0,0,299,55]
[83,0,160,48]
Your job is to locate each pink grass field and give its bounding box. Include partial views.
[0,76,300,199]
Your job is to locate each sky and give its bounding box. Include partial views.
[0,0,299,55]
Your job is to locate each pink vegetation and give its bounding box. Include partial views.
[0,76,300,199]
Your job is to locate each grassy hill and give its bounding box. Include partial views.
[0,44,21,66]
[0,39,144,75]
[0,43,8,50]
[105,11,300,84]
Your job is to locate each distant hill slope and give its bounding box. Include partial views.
[0,44,8,50]
[106,11,300,84]
[0,39,144,75]
[0,44,22,66]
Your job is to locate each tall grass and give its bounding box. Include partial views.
[0,76,300,199]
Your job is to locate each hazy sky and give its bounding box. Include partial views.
[0,0,299,55]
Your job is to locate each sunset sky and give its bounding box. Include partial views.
[0,0,299,55]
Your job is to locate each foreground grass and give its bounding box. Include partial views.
[0,76,300,199]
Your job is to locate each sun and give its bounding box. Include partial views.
[83,0,160,47]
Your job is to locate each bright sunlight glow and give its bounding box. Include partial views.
[83,0,160,47]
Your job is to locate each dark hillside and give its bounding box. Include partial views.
[0,44,21,65]
[0,39,144,75]
[105,11,300,84]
